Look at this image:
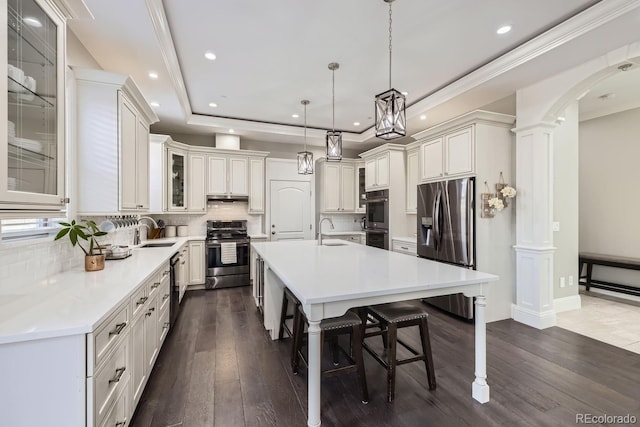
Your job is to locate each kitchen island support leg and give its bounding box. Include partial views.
[307,320,322,426]
[472,295,490,403]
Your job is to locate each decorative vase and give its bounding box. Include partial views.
[85,254,105,272]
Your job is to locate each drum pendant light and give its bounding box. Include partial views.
[326,62,343,161]
[374,0,406,140]
[297,100,314,174]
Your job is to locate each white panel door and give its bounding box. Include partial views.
[229,157,248,195]
[421,137,444,181]
[270,180,312,241]
[188,154,206,212]
[323,163,341,212]
[341,164,356,211]
[136,118,150,210]
[120,97,137,210]
[207,155,227,194]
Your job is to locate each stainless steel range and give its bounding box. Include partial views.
[205,220,250,289]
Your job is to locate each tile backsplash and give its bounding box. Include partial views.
[154,201,262,235]
[318,213,365,233]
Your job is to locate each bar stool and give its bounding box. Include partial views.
[362,300,436,403]
[279,287,302,368]
[292,307,369,404]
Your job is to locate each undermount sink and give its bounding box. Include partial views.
[138,242,175,248]
[323,242,347,246]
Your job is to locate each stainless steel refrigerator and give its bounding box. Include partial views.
[417,177,476,319]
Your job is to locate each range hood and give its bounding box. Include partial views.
[207,195,249,203]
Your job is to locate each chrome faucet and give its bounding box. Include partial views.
[136,216,159,244]
[317,217,335,246]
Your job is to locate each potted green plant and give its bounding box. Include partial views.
[54,219,109,271]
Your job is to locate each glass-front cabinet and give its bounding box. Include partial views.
[1,0,65,210]
[167,148,187,211]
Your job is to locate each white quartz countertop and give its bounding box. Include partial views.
[249,233,269,239]
[0,235,205,345]
[251,240,497,305]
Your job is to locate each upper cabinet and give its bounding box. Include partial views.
[74,68,158,215]
[406,148,419,213]
[316,158,356,213]
[248,157,264,214]
[167,147,187,212]
[188,152,206,212]
[420,126,474,182]
[1,0,68,211]
[207,155,248,196]
[364,152,390,191]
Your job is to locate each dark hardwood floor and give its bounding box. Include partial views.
[131,287,640,427]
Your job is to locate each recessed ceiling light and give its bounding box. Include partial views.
[209,102,218,108]
[401,91,408,96]
[497,25,512,35]
[150,102,160,107]
[292,114,299,118]
[205,51,216,61]
[556,116,566,122]
[148,71,159,79]
[353,122,360,126]
[229,129,235,133]
[23,16,42,27]
[598,93,616,100]
[420,114,427,120]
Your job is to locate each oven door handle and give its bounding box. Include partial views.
[206,241,250,248]
[365,229,388,234]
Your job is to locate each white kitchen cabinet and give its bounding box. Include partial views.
[406,148,419,213]
[330,233,364,245]
[189,240,205,285]
[178,245,189,303]
[391,238,417,256]
[188,153,206,212]
[167,147,188,211]
[207,154,248,196]
[1,0,68,211]
[317,158,356,213]
[149,134,167,213]
[419,126,474,182]
[75,68,158,214]
[356,162,366,213]
[248,157,265,213]
[364,152,390,191]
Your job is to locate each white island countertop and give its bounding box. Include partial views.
[251,239,497,305]
[0,236,204,345]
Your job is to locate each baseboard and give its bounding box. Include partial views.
[554,294,582,313]
[511,304,556,329]
[580,285,640,304]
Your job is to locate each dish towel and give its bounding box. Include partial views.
[220,242,237,264]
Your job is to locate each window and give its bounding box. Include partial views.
[0,217,65,241]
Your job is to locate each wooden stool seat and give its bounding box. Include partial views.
[293,308,369,404]
[363,300,436,403]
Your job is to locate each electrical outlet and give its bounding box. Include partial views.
[560,277,565,288]
[552,222,560,232]
[569,275,574,286]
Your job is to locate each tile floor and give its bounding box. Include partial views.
[556,291,640,354]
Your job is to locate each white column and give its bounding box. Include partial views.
[512,123,557,329]
[472,295,489,403]
[307,320,322,427]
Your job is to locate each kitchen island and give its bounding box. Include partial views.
[251,239,498,427]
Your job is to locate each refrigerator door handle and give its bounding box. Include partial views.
[433,188,441,250]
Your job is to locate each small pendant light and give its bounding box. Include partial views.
[326,62,343,161]
[297,99,314,175]
[374,0,406,140]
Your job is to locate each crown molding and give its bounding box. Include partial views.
[411,110,515,141]
[50,0,93,20]
[406,0,640,120]
[145,0,192,119]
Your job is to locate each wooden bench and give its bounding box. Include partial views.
[579,252,640,297]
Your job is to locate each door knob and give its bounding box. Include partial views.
[271,231,276,235]
[271,224,275,228]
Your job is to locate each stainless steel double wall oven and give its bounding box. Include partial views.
[205,220,250,289]
[364,189,389,250]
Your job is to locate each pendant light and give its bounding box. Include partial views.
[297,99,314,174]
[374,0,406,140]
[326,62,343,161]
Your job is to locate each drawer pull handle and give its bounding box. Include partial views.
[151,282,160,289]
[136,296,148,305]
[163,294,170,300]
[163,322,170,329]
[181,261,186,265]
[109,367,126,384]
[401,246,408,250]
[162,270,170,277]
[109,322,127,336]
[115,420,127,427]
[146,307,155,316]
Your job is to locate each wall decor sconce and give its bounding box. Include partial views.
[481,181,500,218]
[495,172,516,207]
